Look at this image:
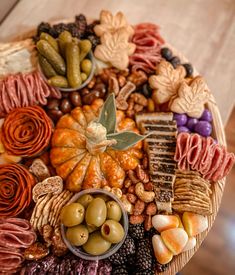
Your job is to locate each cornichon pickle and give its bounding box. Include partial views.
[58,31,72,56]
[81,59,92,75]
[79,40,92,61]
[38,54,57,78]
[48,76,68,88]
[65,42,82,88]
[37,40,66,75]
[40,32,59,52]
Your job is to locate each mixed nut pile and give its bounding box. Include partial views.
[0,9,234,275]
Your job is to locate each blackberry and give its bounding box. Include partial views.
[109,235,135,265]
[52,23,69,37]
[182,63,193,77]
[155,262,169,273]
[160,47,173,61]
[85,20,100,35]
[144,226,158,239]
[129,223,145,240]
[75,14,87,34]
[136,238,153,271]
[126,254,136,273]
[134,269,155,275]
[36,22,57,39]
[112,264,128,275]
[170,56,181,68]
[87,34,100,50]
[139,83,152,98]
[67,22,83,38]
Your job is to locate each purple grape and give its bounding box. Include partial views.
[187,118,198,131]
[173,113,187,126]
[178,126,191,133]
[200,109,212,122]
[194,120,212,137]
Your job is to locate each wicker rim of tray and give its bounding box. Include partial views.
[10,19,227,275]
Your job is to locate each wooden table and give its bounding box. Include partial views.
[0,0,235,124]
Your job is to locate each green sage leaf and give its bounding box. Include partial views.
[98,94,116,134]
[107,131,147,150]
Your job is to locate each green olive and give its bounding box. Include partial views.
[66,224,89,246]
[85,198,107,227]
[106,201,122,222]
[87,224,98,233]
[82,231,111,255]
[101,220,125,243]
[60,203,85,227]
[81,72,88,82]
[76,194,93,209]
[81,59,92,75]
[94,194,109,202]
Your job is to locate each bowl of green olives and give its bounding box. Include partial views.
[60,189,128,260]
[37,31,96,92]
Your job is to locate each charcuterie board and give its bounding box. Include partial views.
[0,10,234,275]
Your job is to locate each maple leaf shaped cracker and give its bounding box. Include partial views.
[94,10,134,38]
[94,28,136,70]
[170,76,211,118]
[149,60,186,104]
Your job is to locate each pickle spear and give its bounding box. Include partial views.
[40,32,59,52]
[58,31,73,56]
[48,76,69,88]
[65,42,82,88]
[38,54,57,78]
[79,40,92,62]
[36,40,66,75]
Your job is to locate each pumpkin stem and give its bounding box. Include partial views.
[85,121,117,154]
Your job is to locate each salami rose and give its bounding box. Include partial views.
[1,106,52,157]
[0,164,35,217]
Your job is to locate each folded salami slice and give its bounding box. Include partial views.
[175,133,235,181]
[0,218,36,273]
[0,71,61,118]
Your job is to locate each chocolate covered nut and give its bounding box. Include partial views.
[69,91,82,106]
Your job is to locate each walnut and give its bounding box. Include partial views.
[118,74,126,87]
[146,202,157,215]
[127,70,148,86]
[129,214,145,224]
[133,199,146,215]
[51,226,68,256]
[42,224,53,247]
[126,193,137,204]
[130,93,148,106]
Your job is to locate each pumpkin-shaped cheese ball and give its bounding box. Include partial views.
[50,97,143,192]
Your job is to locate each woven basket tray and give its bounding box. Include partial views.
[9,19,227,275]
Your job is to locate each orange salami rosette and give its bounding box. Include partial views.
[1,106,52,157]
[0,164,35,217]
